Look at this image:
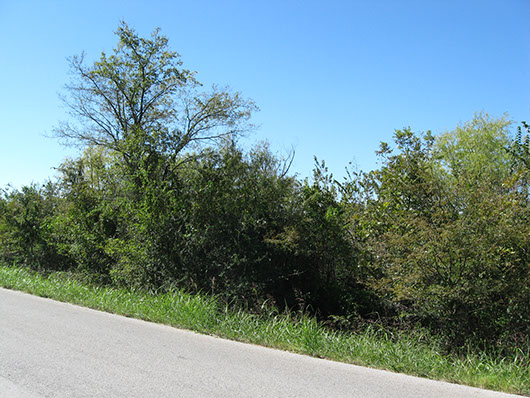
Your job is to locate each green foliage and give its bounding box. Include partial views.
[175,143,298,301]
[507,121,530,198]
[435,112,512,185]
[350,118,530,352]
[1,20,528,363]
[54,21,256,176]
[51,147,122,278]
[271,161,363,316]
[0,183,69,270]
[509,121,530,169]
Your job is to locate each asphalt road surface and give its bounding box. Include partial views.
[0,287,522,397]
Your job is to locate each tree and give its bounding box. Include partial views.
[508,121,530,170]
[506,121,530,200]
[434,112,512,186]
[351,121,530,352]
[54,21,256,174]
[50,21,259,285]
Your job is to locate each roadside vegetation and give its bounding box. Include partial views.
[0,22,528,395]
[1,265,528,395]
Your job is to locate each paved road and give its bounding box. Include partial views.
[0,288,521,398]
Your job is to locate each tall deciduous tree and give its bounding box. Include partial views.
[54,21,257,173]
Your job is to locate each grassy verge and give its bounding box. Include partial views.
[0,264,528,396]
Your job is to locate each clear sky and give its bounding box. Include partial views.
[1,0,529,188]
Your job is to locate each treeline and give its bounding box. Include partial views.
[1,23,528,357]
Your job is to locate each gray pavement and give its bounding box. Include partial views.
[0,287,522,397]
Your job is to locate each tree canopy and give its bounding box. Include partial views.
[54,21,256,172]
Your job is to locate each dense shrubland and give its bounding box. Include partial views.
[1,23,528,359]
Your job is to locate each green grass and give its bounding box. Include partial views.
[1,264,528,396]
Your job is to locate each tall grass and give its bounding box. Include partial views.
[0,264,528,396]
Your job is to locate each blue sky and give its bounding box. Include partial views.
[1,0,529,187]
